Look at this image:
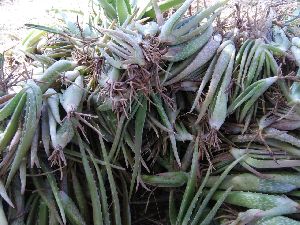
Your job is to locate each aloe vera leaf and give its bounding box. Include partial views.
[265,127,300,148]
[174,0,229,37]
[151,93,181,167]
[241,39,263,88]
[48,107,57,148]
[182,166,212,225]
[235,39,253,64]
[264,50,278,76]
[169,190,177,225]
[19,159,26,195]
[10,178,25,224]
[65,148,125,170]
[239,86,271,122]
[252,49,266,82]
[256,216,300,225]
[103,29,143,57]
[290,70,300,103]
[39,60,76,93]
[0,129,21,177]
[142,172,188,187]
[106,33,134,54]
[108,113,126,161]
[270,64,291,113]
[98,52,123,69]
[165,34,222,85]
[163,25,213,62]
[49,209,59,225]
[240,104,254,133]
[289,190,300,197]
[0,90,25,122]
[30,126,40,168]
[116,0,130,25]
[0,201,7,225]
[200,187,232,225]
[7,82,42,186]
[31,175,63,224]
[25,196,39,225]
[230,148,300,168]
[70,169,89,223]
[272,26,290,52]
[45,89,61,124]
[99,136,122,225]
[21,29,46,53]
[85,146,110,225]
[27,80,42,116]
[149,0,163,26]
[232,40,255,100]
[107,42,131,59]
[77,134,103,225]
[181,142,195,171]
[209,44,235,130]
[235,206,298,225]
[96,0,117,20]
[176,140,199,224]
[120,173,131,225]
[0,94,26,153]
[25,24,63,35]
[212,191,300,212]
[55,118,75,150]
[62,76,84,113]
[21,29,36,46]
[148,114,173,133]
[167,54,196,80]
[59,191,86,225]
[227,76,278,115]
[0,179,14,208]
[206,173,300,193]
[245,46,264,87]
[21,50,55,67]
[129,97,147,198]
[159,0,193,43]
[41,103,50,156]
[190,54,217,112]
[174,122,193,141]
[176,11,221,45]
[266,138,300,157]
[40,163,66,224]
[190,154,247,225]
[196,43,235,123]
[38,200,48,225]
[144,0,184,18]
[264,51,272,77]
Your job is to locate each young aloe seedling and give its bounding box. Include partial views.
[100,28,145,69]
[159,0,229,44]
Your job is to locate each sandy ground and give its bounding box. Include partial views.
[0,0,297,53]
[0,0,85,52]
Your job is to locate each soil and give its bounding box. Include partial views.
[0,0,85,52]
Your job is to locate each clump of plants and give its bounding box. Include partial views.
[0,0,300,224]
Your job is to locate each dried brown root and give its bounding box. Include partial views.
[205,128,221,150]
[48,147,67,180]
[100,35,173,112]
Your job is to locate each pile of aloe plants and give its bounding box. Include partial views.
[1,0,300,224]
